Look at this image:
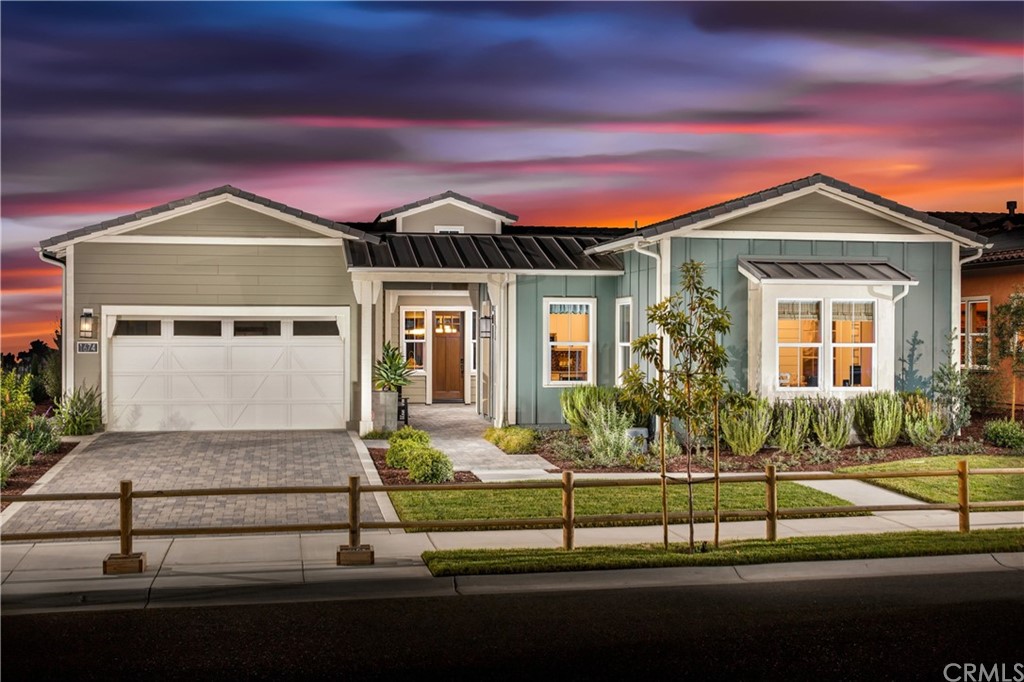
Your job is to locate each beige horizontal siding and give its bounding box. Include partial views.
[709,193,919,235]
[400,204,498,234]
[132,202,329,238]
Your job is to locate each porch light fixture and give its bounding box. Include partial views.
[79,308,96,339]
[479,315,493,339]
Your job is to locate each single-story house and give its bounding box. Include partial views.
[37,173,990,433]
[932,203,1023,406]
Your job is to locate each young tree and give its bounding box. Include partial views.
[621,260,731,551]
[992,287,1024,419]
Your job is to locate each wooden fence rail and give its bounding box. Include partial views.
[1,462,1021,573]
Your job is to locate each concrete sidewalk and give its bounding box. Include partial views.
[3,513,1022,615]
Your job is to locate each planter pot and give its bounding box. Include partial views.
[627,427,649,453]
[372,390,399,432]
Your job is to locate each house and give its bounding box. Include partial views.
[37,173,989,433]
[931,203,1024,407]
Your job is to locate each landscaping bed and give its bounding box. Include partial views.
[0,441,77,511]
[369,448,480,485]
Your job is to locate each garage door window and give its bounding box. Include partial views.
[113,320,161,336]
[234,320,281,336]
[174,320,222,336]
[293,320,340,336]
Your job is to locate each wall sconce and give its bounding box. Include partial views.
[479,315,493,339]
[79,308,95,339]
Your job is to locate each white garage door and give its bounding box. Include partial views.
[110,315,347,431]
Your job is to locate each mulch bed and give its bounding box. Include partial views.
[1,441,78,511]
[369,448,481,485]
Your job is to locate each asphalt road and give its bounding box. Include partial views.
[3,571,1022,680]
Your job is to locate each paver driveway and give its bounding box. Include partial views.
[2,431,383,536]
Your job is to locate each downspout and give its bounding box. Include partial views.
[959,247,984,266]
[37,248,67,394]
[893,284,911,305]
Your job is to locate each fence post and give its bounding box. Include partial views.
[765,464,778,542]
[957,460,970,533]
[562,471,575,551]
[102,479,146,574]
[338,475,374,565]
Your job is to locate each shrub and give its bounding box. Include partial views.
[19,415,61,455]
[0,448,18,487]
[927,437,983,456]
[853,392,904,448]
[966,371,1005,417]
[388,426,430,447]
[406,447,454,483]
[547,430,591,464]
[362,428,393,440]
[386,439,423,469]
[984,420,1024,450]
[41,351,61,403]
[772,397,813,455]
[904,412,947,448]
[559,385,619,436]
[804,443,839,466]
[484,426,539,454]
[811,397,853,450]
[652,427,683,458]
[900,390,933,420]
[54,386,102,436]
[4,434,35,466]
[585,401,637,467]
[931,337,971,436]
[2,370,35,436]
[720,396,772,456]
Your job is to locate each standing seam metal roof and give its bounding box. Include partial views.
[738,256,916,283]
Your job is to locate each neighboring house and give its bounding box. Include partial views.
[931,203,1024,407]
[37,173,989,433]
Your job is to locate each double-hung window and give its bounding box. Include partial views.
[777,301,822,389]
[831,301,875,388]
[615,298,632,386]
[960,298,990,369]
[544,298,595,386]
[403,310,426,370]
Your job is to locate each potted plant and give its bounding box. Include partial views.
[372,341,413,432]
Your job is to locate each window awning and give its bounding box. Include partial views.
[738,256,918,285]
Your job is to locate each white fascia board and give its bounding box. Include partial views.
[44,194,362,253]
[750,276,920,287]
[685,230,949,243]
[389,196,513,224]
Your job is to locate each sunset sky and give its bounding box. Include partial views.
[2,1,1022,353]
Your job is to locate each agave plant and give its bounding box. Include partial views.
[373,341,413,392]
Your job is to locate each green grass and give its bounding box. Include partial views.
[389,480,856,531]
[422,528,1024,576]
[840,455,1024,505]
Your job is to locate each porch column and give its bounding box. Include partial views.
[486,275,509,427]
[354,279,381,434]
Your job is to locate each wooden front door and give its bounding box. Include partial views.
[432,312,464,402]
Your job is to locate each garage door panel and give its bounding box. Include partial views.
[170,347,228,371]
[111,375,166,403]
[110,312,347,431]
[291,373,345,401]
[230,374,287,401]
[229,346,287,371]
[170,374,227,401]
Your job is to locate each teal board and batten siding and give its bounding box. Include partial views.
[670,238,954,392]
[515,275,618,426]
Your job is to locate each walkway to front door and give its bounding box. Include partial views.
[409,404,552,480]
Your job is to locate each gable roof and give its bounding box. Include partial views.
[39,185,379,250]
[586,173,988,253]
[375,190,519,222]
[345,233,623,273]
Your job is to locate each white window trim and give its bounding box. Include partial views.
[615,297,633,387]
[434,225,465,234]
[543,297,597,388]
[829,298,877,392]
[961,296,991,370]
[397,303,475,405]
[470,310,478,375]
[400,307,428,374]
[757,285,894,399]
[775,298,824,392]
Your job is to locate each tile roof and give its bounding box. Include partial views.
[345,234,623,272]
[375,190,519,222]
[39,185,379,249]
[929,211,1024,267]
[592,173,988,250]
[738,256,916,284]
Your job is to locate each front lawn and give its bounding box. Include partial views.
[840,455,1024,505]
[422,528,1024,576]
[389,480,855,531]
